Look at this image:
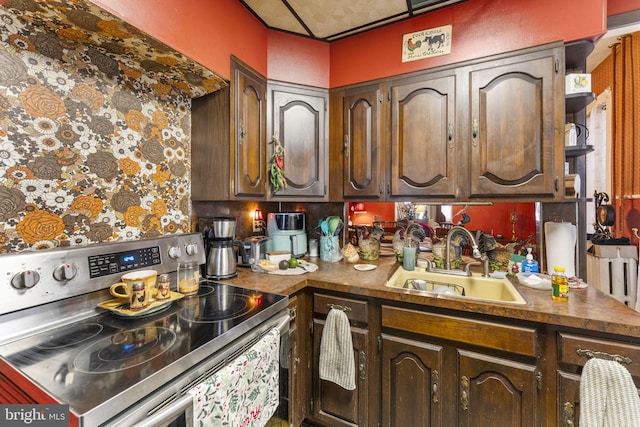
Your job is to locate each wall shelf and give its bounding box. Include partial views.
[565,144,594,158]
[565,92,595,113]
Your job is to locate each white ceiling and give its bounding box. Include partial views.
[239,0,466,41]
[588,22,640,72]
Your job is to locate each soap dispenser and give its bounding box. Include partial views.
[522,247,539,273]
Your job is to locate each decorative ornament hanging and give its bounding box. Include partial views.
[269,134,287,193]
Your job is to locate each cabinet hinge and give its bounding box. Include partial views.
[536,371,542,391]
[377,335,382,353]
[555,59,560,73]
[310,319,314,336]
[379,91,384,104]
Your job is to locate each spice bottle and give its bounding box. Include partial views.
[156,274,171,300]
[551,266,569,301]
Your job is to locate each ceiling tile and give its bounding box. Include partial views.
[286,0,408,39]
[244,0,310,36]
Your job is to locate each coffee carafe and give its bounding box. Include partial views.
[203,217,240,280]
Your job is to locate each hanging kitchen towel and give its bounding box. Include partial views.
[319,308,356,390]
[188,328,280,427]
[579,357,640,427]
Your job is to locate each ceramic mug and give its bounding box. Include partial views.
[110,269,158,306]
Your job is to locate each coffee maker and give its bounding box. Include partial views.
[203,217,240,279]
[266,212,307,258]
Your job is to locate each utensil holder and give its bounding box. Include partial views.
[320,235,342,262]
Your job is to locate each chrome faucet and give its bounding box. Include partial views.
[427,226,485,277]
[445,226,482,270]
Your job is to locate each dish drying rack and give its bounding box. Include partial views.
[403,279,466,295]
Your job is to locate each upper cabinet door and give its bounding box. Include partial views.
[390,72,458,199]
[231,58,267,198]
[343,85,384,199]
[268,82,328,199]
[468,47,563,199]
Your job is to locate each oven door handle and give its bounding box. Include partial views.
[131,394,192,427]
[131,313,290,427]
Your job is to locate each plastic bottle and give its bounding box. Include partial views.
[551,266,569,301]
[522,248,539,273]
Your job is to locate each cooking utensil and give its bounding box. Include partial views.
[333,222,344,236]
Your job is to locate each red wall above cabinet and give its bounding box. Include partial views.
[90,0,268,80]
[329,0,607,87]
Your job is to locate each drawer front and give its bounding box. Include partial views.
[314,293,368,324]
[382,305,537,356]
[558,332,640,377]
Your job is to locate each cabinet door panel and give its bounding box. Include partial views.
[458,350,538,427]
[469,50,561,198]
[390,74,457,198]
[381,333,443,427]
[343,86,383,199]
[313,319,369,427]
[270,85,327,198]
[232,62,266,198]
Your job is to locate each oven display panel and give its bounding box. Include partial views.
[88,246,161,278]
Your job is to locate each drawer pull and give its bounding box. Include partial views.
[327,303,352,313]
[576,348,632,365]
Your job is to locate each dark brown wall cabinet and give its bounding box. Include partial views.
[191,57,266,200]
[335,41,565,202]
[267,81,328,200]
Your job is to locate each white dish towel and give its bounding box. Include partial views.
[319,308,356,390]
[188,328,280,427]
[580,357,640,427]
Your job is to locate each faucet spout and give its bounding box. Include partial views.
[445,226,482,271]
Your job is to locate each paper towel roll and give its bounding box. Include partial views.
[545,222,577,277]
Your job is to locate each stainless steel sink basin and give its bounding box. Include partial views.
[385,268,528,305]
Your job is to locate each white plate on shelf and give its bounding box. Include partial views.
[354,264,376,271]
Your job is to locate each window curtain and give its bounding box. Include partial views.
[611,32,640,235]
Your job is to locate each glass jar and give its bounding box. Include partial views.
[177,262,200,295]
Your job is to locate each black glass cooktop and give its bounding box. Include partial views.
[0,282,286,421]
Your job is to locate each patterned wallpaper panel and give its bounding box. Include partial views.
[0,1,227,253]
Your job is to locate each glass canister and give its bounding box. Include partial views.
[177,262,200,295]
[402,240,416,271]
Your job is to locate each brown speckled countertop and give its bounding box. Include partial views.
[221,256,640,338]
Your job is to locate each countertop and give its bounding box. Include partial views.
[223,256,640,338]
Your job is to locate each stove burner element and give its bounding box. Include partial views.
[178,285,258,323]
[37,323,103,350]
[73,326,176,374]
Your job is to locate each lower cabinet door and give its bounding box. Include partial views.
[457,349,539,427]
[312,319,369,427]
[381,333,444,427]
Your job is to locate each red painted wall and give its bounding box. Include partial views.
[90,0,269,80]
[90,0,609,89]
[608,0,640,16]
[450,203,536,242]
[267,31,330,87]
[329,0,607,87]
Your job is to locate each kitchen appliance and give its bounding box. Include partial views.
[241,236,270,266]
[203,217,241,280]
[266,212,307,258]
[0,233,289,427]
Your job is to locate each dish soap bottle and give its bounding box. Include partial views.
[551,266,569,301]
[522,248,539,273]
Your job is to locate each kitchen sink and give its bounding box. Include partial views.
[385,267,528,305]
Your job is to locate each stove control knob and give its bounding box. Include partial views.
[11,270,40,289]
[53,263,78,281]
[168,246,182,259]
[185,243,199,256]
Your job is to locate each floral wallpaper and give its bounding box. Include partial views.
[0,0,228,253]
